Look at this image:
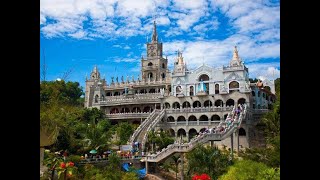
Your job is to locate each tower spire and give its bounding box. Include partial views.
[152,21,158,42]
[232,46,239,61]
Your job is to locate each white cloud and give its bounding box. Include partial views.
[68,30,88,39]
[157,16,171,25]
[246,63,280,80]
[123,45,131,49]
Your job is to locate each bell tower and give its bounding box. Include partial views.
[141,21,168,82]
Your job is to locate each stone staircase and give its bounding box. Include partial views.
[129,109,160,145]
[143,104,248,162]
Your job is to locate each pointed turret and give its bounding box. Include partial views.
[230,46,242,67]
[177,51,184,65]
[90,65,100,80]
[152,21,158,42]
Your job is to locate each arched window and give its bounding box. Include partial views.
[199,115,208,121]
[229,81,239,89]
[106,92,111,96]
[110,108,119,114]
[188,115,197,121]
[143,106,152,113]
[182,101,191,108]
[177,116,186,122]
[147,72,153,80]
[94,95,99,103]
[176,86,182,96]
[132,107,141,113]
[114,92,120,96]
[190,86,194,96]
[204,100,213,107]
[239,128,246,136]
[167,116,175,122]
[161,73,165,79]
[193,101,201,108]
[198,74,209,81]
[149,89,155,93]
[168,128,175,136]
[211,115,220,121]
[162,63,165,68]
[215,84,219,94]
[189,129,197,139]
[226,99,235,106]
[148,62,153,66]
[165,102,170,109]
[238,98,246,105]
[258,91,261,97]
[177,129,186,137]
[173,102,180,109]
[214,100,223,107]
[121,107,130,113]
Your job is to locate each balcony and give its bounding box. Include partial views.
[165,106,233,114]
[105,112,150,120]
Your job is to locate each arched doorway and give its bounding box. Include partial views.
[239,128,246,136]
[189,128,197,140]
[188,115,197,123]
[177,129,186,137]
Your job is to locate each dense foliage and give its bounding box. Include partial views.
[146,130,175,152]
[186,145,230,180]
[219,160,280,180]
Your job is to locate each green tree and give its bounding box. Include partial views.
[121,172,139,180]
[115,122,135,146]
[219,160,280,180]
[186,145,230,180]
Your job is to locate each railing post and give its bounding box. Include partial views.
[145,160,148,175]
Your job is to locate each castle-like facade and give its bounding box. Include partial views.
[85,21,276,149]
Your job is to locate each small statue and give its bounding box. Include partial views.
[111,77,114,83]
[132,75,134,82]
[126,75,129,82]
[137,75,140,82]
[116,76,118,83]
[121,76,124,83]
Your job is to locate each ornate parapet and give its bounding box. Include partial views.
[105,112,150,119]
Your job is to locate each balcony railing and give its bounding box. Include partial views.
[105,79,171,88]
[165,106,233,114]
[105,112,150,119]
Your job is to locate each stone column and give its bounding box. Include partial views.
[180,153,184,180]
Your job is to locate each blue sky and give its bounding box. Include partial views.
[40,0,280,88]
